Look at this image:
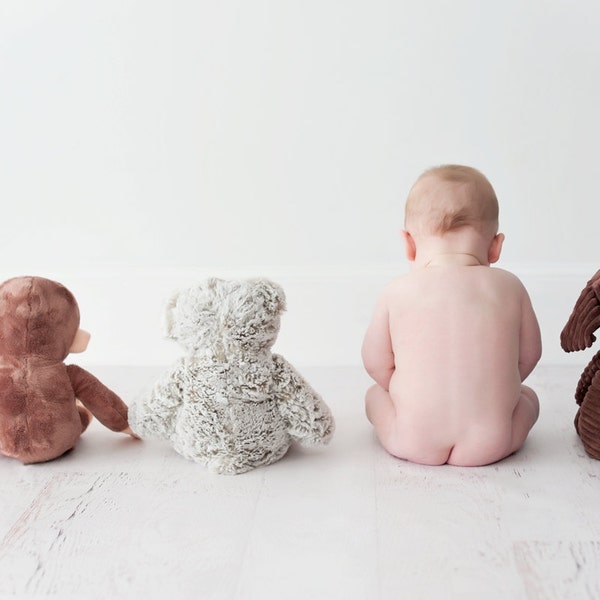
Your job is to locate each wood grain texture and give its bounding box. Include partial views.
[0,365,599,599]
[514,542,600,600]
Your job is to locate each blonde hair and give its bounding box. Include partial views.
[405,165,499,235]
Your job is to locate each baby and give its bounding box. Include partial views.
[362,165,542,466]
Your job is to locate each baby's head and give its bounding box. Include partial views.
[406,165,498,235]
[403,165,504,265]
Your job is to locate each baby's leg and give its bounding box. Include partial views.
[447,386,540,466]
[508,385,540,456]
[365,384,398,452]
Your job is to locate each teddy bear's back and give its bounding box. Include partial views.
[0,359,82,462]
[171,357,291,474]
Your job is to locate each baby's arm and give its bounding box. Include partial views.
[518,288,542,381]
[362,293,394,391]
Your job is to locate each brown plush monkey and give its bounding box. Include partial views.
[0,276,135,464]
[561,270,600,459]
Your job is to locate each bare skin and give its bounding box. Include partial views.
[362,228,542,466]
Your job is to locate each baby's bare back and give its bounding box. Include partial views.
[388,266,525,456]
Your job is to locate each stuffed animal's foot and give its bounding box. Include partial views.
[575,350,600,405]
[576,369,600,460]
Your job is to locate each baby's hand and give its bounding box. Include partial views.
[121,426,141,440]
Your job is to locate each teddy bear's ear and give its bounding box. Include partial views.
[164,278,223,339]
[203,277,222,293]
[163,290,181,338]
[191,277,223,308]
[251,279,286,315]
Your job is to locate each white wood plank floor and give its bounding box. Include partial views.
[1,365,599,600]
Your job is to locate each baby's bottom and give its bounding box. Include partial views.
[365,384,539,467]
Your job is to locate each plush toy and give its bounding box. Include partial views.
[0,276,135,464]
[128,277,335,474]
[560,269,600,459]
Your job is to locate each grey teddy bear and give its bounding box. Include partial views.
[129,277,335,474]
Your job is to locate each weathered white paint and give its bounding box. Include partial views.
[0,365,598,599]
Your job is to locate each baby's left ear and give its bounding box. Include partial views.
[488,233,505,264]
[251,279,286,315]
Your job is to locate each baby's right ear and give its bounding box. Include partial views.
[401,230,416,261]
[488,233,505,265]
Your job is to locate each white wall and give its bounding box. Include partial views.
[1,1,599,367]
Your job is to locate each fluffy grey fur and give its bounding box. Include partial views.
[128,278,335,474]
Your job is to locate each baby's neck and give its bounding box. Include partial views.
[421,253,486,268]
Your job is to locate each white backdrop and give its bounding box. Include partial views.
[1,1,599,367]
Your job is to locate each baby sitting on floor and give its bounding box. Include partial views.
[362,165,542,466]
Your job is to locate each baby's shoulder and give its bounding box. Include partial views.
[376,274,422,309]
[381,274,413,297]
[485,267,528,296]
[487,266,524,284]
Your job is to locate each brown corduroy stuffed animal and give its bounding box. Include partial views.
[0,276,136,464]
[560,269,600,459]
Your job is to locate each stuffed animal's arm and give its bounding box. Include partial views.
[272,354,335,446]
[362,294,394,391]
[127,364,184,439]
[561,269,600,352]
[66,364,129,432]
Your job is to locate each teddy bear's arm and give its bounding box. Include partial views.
[127,364,185,439]
[66,365,129,432]
[271,354,335,446]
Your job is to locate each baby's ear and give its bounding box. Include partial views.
[488,233,505,264]
[401,230,416,261]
